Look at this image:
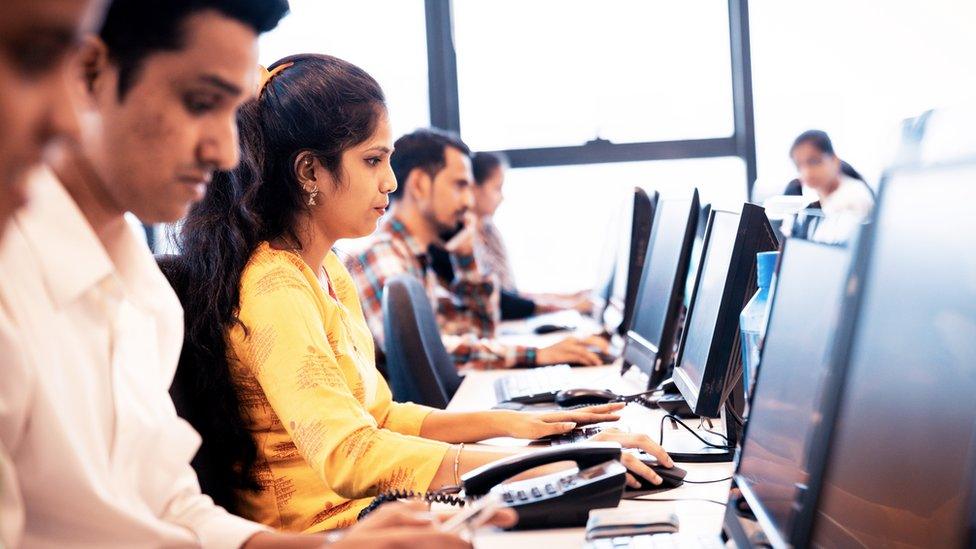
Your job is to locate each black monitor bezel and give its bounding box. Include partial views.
[672,203,777,418]
[617,187,658,336]
[621,188,700,387]
[791,158,976,546]
[724,237,853,549]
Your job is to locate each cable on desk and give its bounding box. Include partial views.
[698,417,730,442]
[626,496,727,506]
[682,476,733,484]
[659,414,735,450]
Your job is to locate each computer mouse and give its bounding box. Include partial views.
[626,458,687,493]
[554,388,619,407]
[587,346,617,364]
[533,323,573,335]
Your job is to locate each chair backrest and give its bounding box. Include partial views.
[382,274,463,408]
[155,253,240,513]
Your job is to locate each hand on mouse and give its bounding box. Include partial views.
[590,429,674,489]
[496,402,625,439]
[536,335,611,366]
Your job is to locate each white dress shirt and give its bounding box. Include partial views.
[0,168,266,548]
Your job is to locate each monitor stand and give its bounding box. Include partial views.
[661,382,745,463]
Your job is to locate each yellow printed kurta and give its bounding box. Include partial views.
[227,243,449,532]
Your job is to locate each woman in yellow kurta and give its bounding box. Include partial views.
[227,245,450,529]
[177,54,673,533]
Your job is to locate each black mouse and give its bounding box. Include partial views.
[554,388,618,407]
[626,457,687,493]
[533,323,573,335]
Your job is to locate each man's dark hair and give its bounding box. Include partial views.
[99,0,290,98]
[390,128,471,201]
[472,151,508,186]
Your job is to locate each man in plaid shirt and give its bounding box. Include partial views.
[346,129,607,370]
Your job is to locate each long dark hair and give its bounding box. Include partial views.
[472,151,508,186]
[171,54,385,512]
[789,129,865,182]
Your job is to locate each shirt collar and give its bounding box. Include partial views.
[384,216,428,258]
[14,167,169,311]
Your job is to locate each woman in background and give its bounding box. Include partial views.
[468,151,592,319]
[787,129,874,219]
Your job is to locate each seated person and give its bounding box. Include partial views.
[175,54,673,533]
[788,129,874,217]
[0,1,108,545]
[427,152,591,321]
[346,129,608,370]
[0,2,507,547]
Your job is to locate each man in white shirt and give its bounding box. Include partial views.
[0,1,110,546]
[0,1,492,547]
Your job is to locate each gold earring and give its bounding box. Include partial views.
[306,185,319,206]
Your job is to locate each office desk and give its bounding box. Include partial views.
[452,365,733,548]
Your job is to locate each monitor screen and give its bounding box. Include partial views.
[732,239,851,547]
[674,210,741,399]
[625,194,697,376]
[808,164,976,547]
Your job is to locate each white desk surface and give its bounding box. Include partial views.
[453,355,734,548]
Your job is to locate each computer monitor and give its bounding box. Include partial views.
[682,201,712,311]
[620,188,658,336]
[621,189,700,387]
[604,188,657,336]
[723,238,853,549]
[672,203,778,419]
[793,160,976,548]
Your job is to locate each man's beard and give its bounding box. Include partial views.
[437,220,464,242]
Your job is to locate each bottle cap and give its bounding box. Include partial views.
[756,251,779,288]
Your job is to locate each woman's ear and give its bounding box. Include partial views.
[294,152,318,186]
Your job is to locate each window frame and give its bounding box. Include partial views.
[424,0,757,199]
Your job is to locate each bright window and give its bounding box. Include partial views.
[258,0,430,137]
[453,0,735,151]
[749,0,976,200]
[493,157,746,293]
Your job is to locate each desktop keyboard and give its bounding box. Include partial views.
[493,364,576,404]
[585,533,725,549]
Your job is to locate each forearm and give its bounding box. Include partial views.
[242,531,327,548]
[419,410,515,443]
[428,444,526,489]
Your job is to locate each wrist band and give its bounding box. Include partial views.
[453,443,465,486]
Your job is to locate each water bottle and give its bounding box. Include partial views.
[739,251,779,398]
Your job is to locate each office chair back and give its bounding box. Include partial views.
[382,274,462,408]
[155,253,241,514]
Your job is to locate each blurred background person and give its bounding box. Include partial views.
[786,129,874,219]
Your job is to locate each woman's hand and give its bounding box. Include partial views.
[500,402,625,439]
[590,429,675,488]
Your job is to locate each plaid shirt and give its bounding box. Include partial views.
[345,217,537,370]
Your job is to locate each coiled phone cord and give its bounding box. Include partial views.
[357,485,466,521]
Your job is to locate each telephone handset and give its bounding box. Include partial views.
[461,442,627,529]
[358,443,628,530]
[462,441,622,495]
